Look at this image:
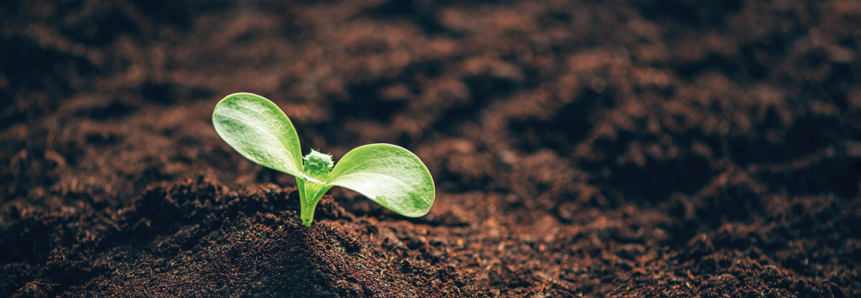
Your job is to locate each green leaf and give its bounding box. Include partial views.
[212,93,436,225]
[327,144,435,217]
[212,93,304,177]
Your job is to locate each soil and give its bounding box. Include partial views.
[1,0,860,297]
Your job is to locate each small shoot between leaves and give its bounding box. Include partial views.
[212,93,435,226]
[302,149,333,183]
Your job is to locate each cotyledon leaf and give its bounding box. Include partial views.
[212,93,304,177]
[326,144,435,217]
[213,93,435,224]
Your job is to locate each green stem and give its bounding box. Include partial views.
[296,178,332,227]
[296,178,312,226]
[300,198,319,227]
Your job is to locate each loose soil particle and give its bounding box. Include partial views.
[1,0,860,297]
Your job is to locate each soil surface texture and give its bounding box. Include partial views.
[2,0,860,297]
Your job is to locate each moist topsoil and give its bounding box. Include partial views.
[1,0,860,297]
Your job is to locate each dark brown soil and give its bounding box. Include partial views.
[2,0,860,297]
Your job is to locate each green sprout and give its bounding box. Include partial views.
[212,93,435,226]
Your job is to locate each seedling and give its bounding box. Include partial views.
[212,93,435,226]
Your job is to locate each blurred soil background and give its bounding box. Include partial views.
[1,0,860,297]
